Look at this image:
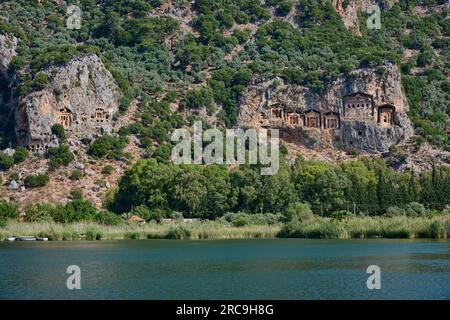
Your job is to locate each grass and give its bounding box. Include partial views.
[0,220,281,241]
[1,215,449,240]
[278,215,450,239]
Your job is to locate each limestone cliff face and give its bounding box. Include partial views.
[15,54,122,152]
[0,33,18,79]
[332,0,398,34]
[238,63,413,153]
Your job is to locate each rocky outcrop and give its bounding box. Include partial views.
[15,54,122,152]
[332,0,398,34]
[0,33,18,79]
[238,63,413,153]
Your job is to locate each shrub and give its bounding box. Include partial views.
[386,206,406,217]
[147,209,166,222]
[101,165,114,175]
[0,153,14,171]
[24,174,49,188]
[130,205,151,220]
[232,217,247,227]
[130,205,165,222]
[70,188,83,200]
[65,200,98,222]
[0,202,19,219]
[95,211,122,225]
[9,172,20,181]
[330,210,353,221]
[48,200,98,223]
[405,202,426,217]
[13,147,28,163]
[69,169,83,180]
[51,124,66,142]
[283,202,314,222]
[24,203,54,222]
[183,88,214,110]
[87,135,128,159]
[33,72,48,89]
[169,211,184,220]
[46,145,74,170]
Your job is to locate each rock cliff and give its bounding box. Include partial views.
[238,62,413,153]
[0,33,17,79]
[15,54,122,152]
[332,0,399,34]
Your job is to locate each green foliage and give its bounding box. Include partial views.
[405,202,426,217]
[52,200,98,223]
[330,210,353,221]
[33,72,48,90]
[87,135,128,159]
[70,188,83,200]
[13,147,28,164]
[69,169,83,181]
[9,172,19,181]
[222,212,284,226]
[170,211,184,220]
[46,145,74,170]
[51,124,66,142]
[183,87,214,110]
[0,202,19,220]
[24,203,54,223]
[24,174,49,188]
[386,206,406,217]
[267,0,294,16]
[101,165,114,175]
[22,199,121,225]
[283,202,314,222]
[165,225,192,239]
[1,0,447,142]
[0,153,14,171]
[95,211,122,226]
[113,157,450,218]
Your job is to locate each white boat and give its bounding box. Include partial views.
[6,237,16,241]
[16,236,37,241]
[36,237,48,241]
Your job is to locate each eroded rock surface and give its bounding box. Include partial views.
[15,54,122,152]
[332,0,398,34]
[0,33,17,79]
[238,63,413,153]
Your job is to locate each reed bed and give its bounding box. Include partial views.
[278,215,450,239]
[1,215,448,240]
[0,220,280,241]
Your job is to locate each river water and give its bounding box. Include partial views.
[0,239,449,299]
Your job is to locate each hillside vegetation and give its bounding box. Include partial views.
[0,0,449,228]
[0,0,448,148]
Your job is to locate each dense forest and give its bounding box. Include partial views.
[110,157,450,218]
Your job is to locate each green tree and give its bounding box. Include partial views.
[51,124,66,142]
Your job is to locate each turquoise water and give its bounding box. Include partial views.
[0,239,449,299]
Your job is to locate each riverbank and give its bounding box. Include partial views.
[279,215,450,239]
[0,220,280,240]
[1,215,449,241]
